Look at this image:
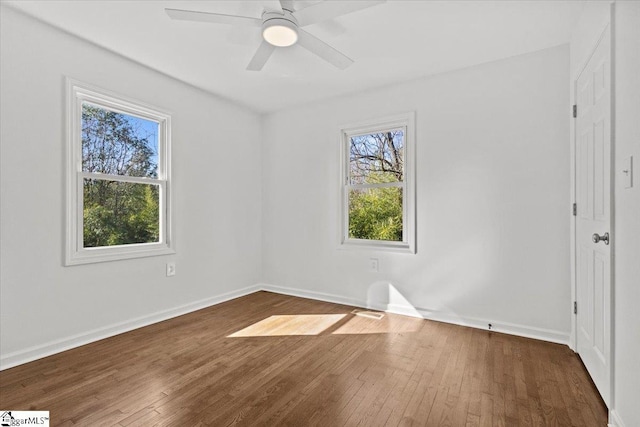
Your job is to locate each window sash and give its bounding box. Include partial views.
[347,129,406,176]
[346,127,406,185]
[78,100,168,181]
[78,173,167,249]
[344,127,407,244]
[343,184,408,246]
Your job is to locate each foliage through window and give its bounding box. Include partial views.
[341,114,415,252]
[82,105,160,247]
[66,80,173,265]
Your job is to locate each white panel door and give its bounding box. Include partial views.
[575,28,611,407]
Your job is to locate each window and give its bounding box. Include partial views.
[340,113,416,253]
[65,79,173,265]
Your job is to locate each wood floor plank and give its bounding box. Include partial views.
[0,291,607,426]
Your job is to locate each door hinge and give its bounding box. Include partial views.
[573,203,577,216]
[573,104,577,118]
[574,301,577,314]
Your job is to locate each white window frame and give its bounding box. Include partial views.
[339,112,416,253]
[65,78,174,265]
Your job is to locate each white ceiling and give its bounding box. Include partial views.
[5,0,585,113]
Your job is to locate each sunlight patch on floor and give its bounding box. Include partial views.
[227,314,346,337]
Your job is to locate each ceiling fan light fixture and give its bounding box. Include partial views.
[262,18,298,47]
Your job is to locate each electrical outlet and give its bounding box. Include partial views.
[166,262,176,277]
[369,258,379,272]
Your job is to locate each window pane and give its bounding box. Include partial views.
[83,178,160,248]
[349,187,403,241]
[82,103,159,178]
[349,129,404,184]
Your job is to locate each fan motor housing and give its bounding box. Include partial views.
[262,10,299,47]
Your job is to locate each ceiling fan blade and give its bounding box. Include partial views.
[293,0,386,27]
[165,8,261,27]
[246,41,276,71]
[262,0,284,13]
[297,29,353,70]
[279,0,295,12]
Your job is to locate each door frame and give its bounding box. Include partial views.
[570,14,615,413]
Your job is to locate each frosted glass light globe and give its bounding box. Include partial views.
[263,18,298,47]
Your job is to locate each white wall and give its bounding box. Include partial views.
[261,45,571,342]
[0,7,262,368]
[612,3,640,426]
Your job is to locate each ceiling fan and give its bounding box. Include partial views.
[165,0,385,71]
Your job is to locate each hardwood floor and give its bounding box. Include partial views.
[0,291,607,426]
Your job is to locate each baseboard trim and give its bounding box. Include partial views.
[610,409,626,427]
[0,284,260,371]
[260,283,365,309]
[260,283,570,345]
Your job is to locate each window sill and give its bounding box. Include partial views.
[65,244,175,266]
[339,239,415,254]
